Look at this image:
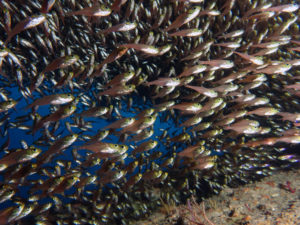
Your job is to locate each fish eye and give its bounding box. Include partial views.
[189,6,197,12]
[101,5,110,10]
[114,144,118,147]
[16,204,23,209]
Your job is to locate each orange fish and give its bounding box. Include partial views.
[251,42,281,49]
[217,29,244,39]
[180,115,202,127]
[101,21,136,35]
[288,47,300,52]
[102,117,135,130]
[278,135,300,144]
[117,116,155,134]
[118,43,160,55]
[212,84,238,93]
[66,5,111,17]
[244,137,278,147]
[5,14,47,45]
[278,112,300,122]
[93,47,128,74]
[36,134,78,166]
[128,129,154,142]
[243,97,270,107]
[291,40,300,45]
[220,0,236,15]
[237,74,266,84]
[111,0,128,12]
[97,84,135,97]
[41,55,79,74]
[104,71,135,88]
[33,102,77,133]
[132,140,158,154]
[224,122,260,134]
[77,106,109,118]
[213,71,247,84]
[243,3,272,18]
[165,6,201,31]
[0,147,41,172]
[41,0,56,13]
[198,98,224,112]
[284,83,300,90]
[145,78,180,87]
[54,71,74,88]
[153,86,175,99]
[177,65,207,78]
[252,47,278,56]
[25,93,74,109]
[233,51,264,65]
[29,55,78,94]
[246,11,275,20]
[198,60,234,69]
[49,175,79,195]
[168,28,203,37]
[171,102,202,113]
[260,4,299,13]
[265,35,291,42]
[213,42,241,49]
[247,107,279,116]
[178,145,202,158]
[185,85,218,98]
[198,10,221,16]
[77,142,128,154]
[273,17,297,36]
[254,63,292,74]
[286,59,300,66]
[181,41,214,61]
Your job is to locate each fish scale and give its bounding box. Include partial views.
[0,0,299,224]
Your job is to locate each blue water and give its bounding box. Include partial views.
[0,76,223,216]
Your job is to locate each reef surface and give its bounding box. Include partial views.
[137,169,300,225]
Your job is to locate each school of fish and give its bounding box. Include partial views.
[0,0,299,224]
